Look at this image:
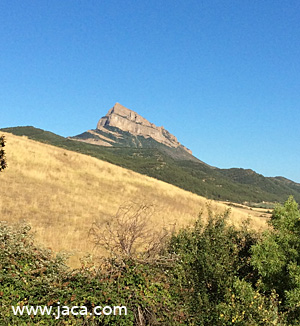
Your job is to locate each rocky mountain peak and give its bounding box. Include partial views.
[97,103,154,129]
[96,103,192,154]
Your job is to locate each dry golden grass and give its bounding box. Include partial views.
[0,132,269,266]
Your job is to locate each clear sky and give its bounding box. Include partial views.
[1,1,300,182]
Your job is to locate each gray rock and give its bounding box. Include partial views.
[96,103,192,154]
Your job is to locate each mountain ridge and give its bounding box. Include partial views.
[1,125,300,204]
[71,103,194,160]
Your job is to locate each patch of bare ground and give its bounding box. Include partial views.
[220,201,272,220]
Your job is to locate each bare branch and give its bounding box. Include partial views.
[89,201,174,260]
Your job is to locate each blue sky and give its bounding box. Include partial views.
[1,1,300,182]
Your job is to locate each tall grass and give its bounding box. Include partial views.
[0,132,268,266]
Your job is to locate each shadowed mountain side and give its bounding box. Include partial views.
[71,126,202,162]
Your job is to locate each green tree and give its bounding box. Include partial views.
[251,196,300,324]
[167,205,261,325]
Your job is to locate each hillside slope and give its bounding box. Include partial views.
[0,132,267,266]
[2,126,300,204]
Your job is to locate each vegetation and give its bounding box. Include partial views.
[1,197,300,325]
[0,135,7,171]
[251,196,300,323]
[89,202,171,259]
[0,221,180,325]
[2,126,300,204]
[1,130,299,324]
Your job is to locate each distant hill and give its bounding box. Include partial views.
[2,124,300,205]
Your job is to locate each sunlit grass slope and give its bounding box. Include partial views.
[1,132,268,265]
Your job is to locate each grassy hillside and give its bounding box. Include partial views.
[2,126,300,205]
[0,132,267,266]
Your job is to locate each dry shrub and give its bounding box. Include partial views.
[89,201,174,260]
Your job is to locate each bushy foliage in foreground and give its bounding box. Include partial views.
[251,196,300,324]
[0,222,181,325]
[1,197,300,325]
[167,205,286,325]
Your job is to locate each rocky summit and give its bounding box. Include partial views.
[71,103,194,159]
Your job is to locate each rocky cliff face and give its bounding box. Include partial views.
[71,103,192,157]
[96,103,192,153]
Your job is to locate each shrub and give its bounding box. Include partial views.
[218,278,286,325]
[0,135,7,171]
[2,198,299,325]
[251,196,300,324]
[165,204,287,325]
[0,221,184,325]
[89,201,172,260]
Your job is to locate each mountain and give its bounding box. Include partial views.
[2,103,300,205]
[70,103,200,161]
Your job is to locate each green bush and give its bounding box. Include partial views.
[251,196,300,324]
[0,221,184,325]
[167,206,255,324]
[2,197,300,325]
[218,278,286,325]
[166,204,289,325]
